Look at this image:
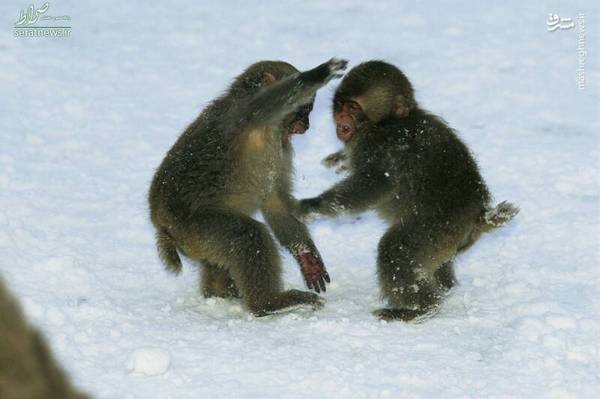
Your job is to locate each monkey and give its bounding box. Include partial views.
[297,60,519,322]
[0,279,90,399]
[149,58,348,317]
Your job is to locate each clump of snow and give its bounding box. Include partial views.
[126,348,171,376]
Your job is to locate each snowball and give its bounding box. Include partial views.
[126,348,171,376]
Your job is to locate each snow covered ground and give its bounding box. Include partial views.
[1,1,599,398]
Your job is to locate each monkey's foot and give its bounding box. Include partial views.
[290,290,325,310]
[373,306,439,323]
[255,302,324,318]
[252,290,324,317]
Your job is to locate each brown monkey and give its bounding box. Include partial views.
[0,279,90,399]
[298,61,518,322]
[149,58,348,316]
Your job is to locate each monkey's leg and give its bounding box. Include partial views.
[178,209,322,316]
[200,263,240,298]
[435,261,456,291]
[374,220,460,322]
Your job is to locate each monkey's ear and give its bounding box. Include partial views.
[394,95,411,118]
[262,72,277,86]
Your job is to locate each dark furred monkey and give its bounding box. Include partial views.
[299,61,518,322]
[149,58,348,316]
[0,279,90,399]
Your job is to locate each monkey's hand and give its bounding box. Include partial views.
[335,164,349,174]
[322,151,349,174]
[321,151,345,168]
[325,58,349,81]
[303,58,348,86]
[295,248,330,293]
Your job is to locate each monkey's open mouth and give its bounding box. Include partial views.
[336,123,353,142]
[290,120,308,135]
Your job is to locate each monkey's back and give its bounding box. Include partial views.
[148,106,237,219]
[367,111,490,225]
[149,108,286,229]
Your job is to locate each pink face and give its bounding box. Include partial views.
[287,103,313,135]
[335,100,362,143]
[288,119,308,135]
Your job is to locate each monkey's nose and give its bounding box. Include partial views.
[337,123,351,134]
[291,120,308,134]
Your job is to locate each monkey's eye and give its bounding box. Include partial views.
[345,101,361,113]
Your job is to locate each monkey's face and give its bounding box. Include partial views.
[286,102,314,136]
[334,99,364,143]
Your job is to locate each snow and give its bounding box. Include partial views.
[126,348,171,376]
[1,1,599,398]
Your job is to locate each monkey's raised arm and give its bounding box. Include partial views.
[262,194,330,293]
[299,171,391,218]
[242,58,347,129]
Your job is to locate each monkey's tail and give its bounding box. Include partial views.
[459,201,519,253]
[156,229,182,275]
[481,201,520,233]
